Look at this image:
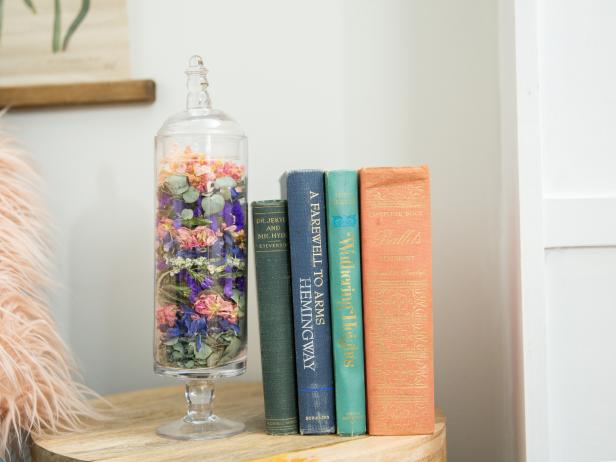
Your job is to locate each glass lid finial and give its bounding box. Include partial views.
[186,55,211,110]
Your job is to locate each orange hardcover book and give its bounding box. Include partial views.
[359,166,434,435]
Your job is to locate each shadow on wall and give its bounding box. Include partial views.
[68,165,164,393]
[338,1,517,462]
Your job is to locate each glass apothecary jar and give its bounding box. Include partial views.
[154,56,247,440]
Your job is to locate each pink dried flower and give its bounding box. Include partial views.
[156,305,178,327]
[175,226,218,249]
[193,226,218,246]
[193,164,212,177]
[156,217,174,240]
[175,227,198,249]
[194,293,238,323]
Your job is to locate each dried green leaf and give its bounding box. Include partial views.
[173,342,185,354]
[215,176,236,188]
[182,186,199,204]
[193,342,212,360]
[232,289,246,314]
[219,336,242,363]
[165,175,189,195]
[206,351,221,367]
[181,208,194,220]
[219,187,231,201]
[205,333,219,347]
[201,194,225,215]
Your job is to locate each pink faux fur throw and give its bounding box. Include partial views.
[0,132,97,458]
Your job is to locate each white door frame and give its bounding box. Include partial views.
[512,0,550,461]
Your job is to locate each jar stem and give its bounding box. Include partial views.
[184,380,215,423]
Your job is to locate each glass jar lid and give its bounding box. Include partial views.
[157,55,245,139]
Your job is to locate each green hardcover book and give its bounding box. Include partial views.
[252,200,298,435]
[325,171,367,436]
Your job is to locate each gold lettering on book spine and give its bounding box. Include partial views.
[361,167,434,434]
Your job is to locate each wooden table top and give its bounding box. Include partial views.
[31,382,446,462]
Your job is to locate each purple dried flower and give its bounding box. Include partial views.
[159,192,172,208]
[224,278,233,298]
[177,249,197,259]
[172,199,184,214]
[232,202,244,230]
[209,240,223,258]
[167,327,180,337]
[222,203,234,226]
[219,319,240,334]
[200,276,214,289]
[209,215,219,232]
[194,201,203,217]
[188,317,206,337]
[184,271,201,302]
[230,245,242,257]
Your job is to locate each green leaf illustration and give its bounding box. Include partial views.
[0,0,4,45]
[62,0,89,51]
[52,0,61,52]
[23,0,36,14]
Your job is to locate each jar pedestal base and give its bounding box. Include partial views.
[157,415,245,441]
[156,379,244,440]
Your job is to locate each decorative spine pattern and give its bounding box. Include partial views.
[325,170,366,436]
[359,166,435,435]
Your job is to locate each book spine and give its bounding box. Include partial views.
[286,170,336,435]
[325,171,366,436]
[359,166,435,435]
[252,200,299,435]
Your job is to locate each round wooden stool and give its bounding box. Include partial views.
[31,382,446,461]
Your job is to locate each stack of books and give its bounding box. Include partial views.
[252,167,434,436]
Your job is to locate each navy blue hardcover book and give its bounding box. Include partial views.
[285,170,336,434]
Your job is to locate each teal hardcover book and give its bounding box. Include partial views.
[325,170,366,436]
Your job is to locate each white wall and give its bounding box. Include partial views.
[5,1,515,461]
[515,1,616,460]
